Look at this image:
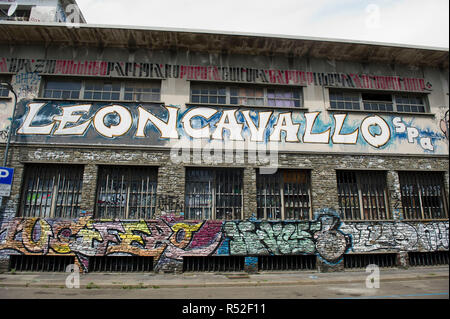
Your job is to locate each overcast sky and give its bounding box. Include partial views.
[76,0,449,48]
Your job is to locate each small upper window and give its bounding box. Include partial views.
[43,80,82,99]
[190,83,303,108]
[0,75,13,97]
[41,78,161,102]
[329,89,427,113]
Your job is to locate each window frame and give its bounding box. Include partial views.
[0,75,12,98]
[184,167,243,220]
[256,169,312,220]
[336,170,390,221]
[190,82,304,109]
[328,89,429,114]
[19,164,84,219]
[398,171,448,220]
[94,165,159,220]
[40,77,162,103]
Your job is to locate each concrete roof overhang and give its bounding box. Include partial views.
[0,22,448,69]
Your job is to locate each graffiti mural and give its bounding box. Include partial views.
[222,212,351,264]
[340,221,449,252]
[11,101,447,155]
[1,211,447,272]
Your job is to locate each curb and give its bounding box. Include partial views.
[0,274,447,289]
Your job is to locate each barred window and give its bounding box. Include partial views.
[190,83,303,108]
[185,168,243,220]
[257,170,311,220]
[41,78,161,102]
[337,171,389,220]
[95,166,158,219]
[399,171,448,219]
[329,89,427,113]
[20,164,84,218]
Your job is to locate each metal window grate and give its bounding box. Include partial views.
[9,255,75,272]
[20,164,84,218]
[258,255,316,271]
[344,253,397,269]
[408,251,449,267]
[183,256,245,272]
[95,166,158,219]
[257,170,311,220]
[88,256,154,272]
[185,168,243,220]
[399,172,448,219]
[337,171,389,220]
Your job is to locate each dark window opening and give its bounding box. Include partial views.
[344,253,397,269]
[258,255,316,271]
[9,255,75,272]
[88,256,154,272]
[183,256,245,272]
[408,251,449,267]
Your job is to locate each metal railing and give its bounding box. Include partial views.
[9,255,75,272]
[258,255,316,271]
[408,251,449,267]
[344,253,397,269]
[88,256,154,272]
[183,256,245,272]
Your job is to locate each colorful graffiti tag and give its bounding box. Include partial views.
[0,211,448,272]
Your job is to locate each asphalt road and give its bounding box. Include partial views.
[0,277,448,299]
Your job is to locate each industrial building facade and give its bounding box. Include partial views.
[0,22,448,273]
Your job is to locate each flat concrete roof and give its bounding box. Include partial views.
[0,21,448,68]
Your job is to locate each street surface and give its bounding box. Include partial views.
[0,277,447,299]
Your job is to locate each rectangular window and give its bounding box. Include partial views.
[84,80,121,100]
[0,75,12,97]
[20,164,84,218]
[398,171,448,219]
[42,78,161,102]
[329,89,427,113]
[185,168,243,220]
[43,79,82,99]
[95,166,158,219]
[190,83,303,108]
[257,170,311,220]
[337,171,389,220]
[0,8,31,21]
[329,91,361,110]
[124,81,161,102]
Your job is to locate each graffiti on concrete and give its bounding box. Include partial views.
[222,211,351,264]
[0,213,448,272]
[340,221,449,252]
[0,217,223,272]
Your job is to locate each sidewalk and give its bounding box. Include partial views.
[0,266,448,289]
